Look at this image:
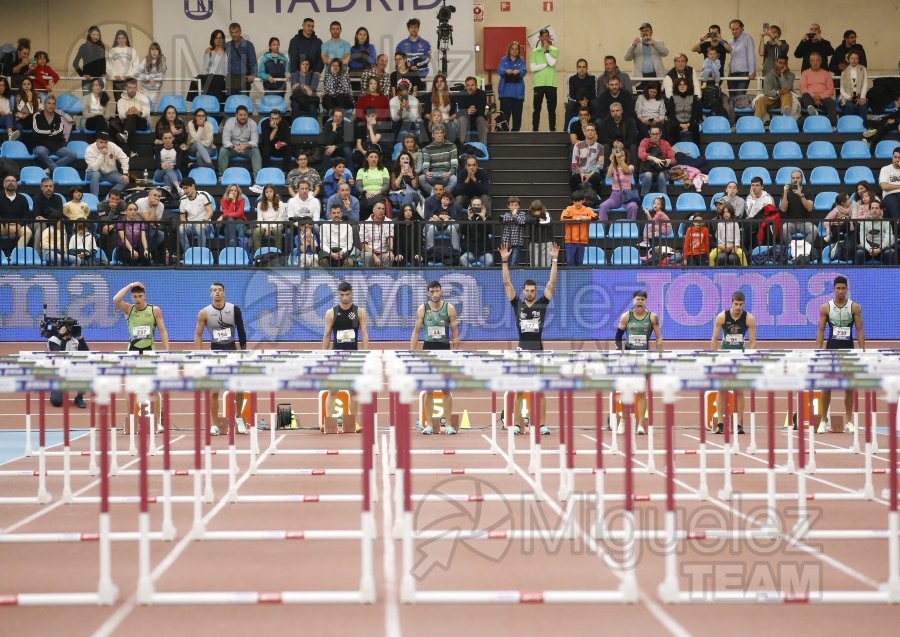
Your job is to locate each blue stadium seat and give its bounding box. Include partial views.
[701,116,731,134]
[0,251,6,265]
[836,115,865,133]
[704,141,734,160]
[583,246,606,265]
[775,166,804,185]
[813,191,839,212]
[821,244,852,265]
[218,246,251,265]
[9,246,44,265]
[1,140,34,159]
[256,117,269,135]
[809,166,841,186]
[55,93,82,115]
[806,140,836,160]
[52,167,86,186]
[392,142,403,161]
[19,166,47,186]
[675,192,706,214]
[840,140,871,160]
[772,141,803,161]
[81,192,100,212]
[708,192,724,211]
[738,141,768,160]
[707,167,737,187]
[67,140,88,159]
[253,247,281,261]
[750,246,773,265]
[255,167,286,186]
[843,165,875,185]
[874,140,898,160]
[768,116,799,134]
[735,116,765,134]
[609,221,639,240]
[588,222,605,240]
[672,141,700,157]
[566,116,578,133]
[183,247,215,265]
[155,94,188,114]
[641,192,671,211]
[224,94,254,115]
[291,116,321,135]
[741,166,771,186]
[611,246,640,265]
[221,167,252,187]
[109,247,123,265]
[190,95,221,114]
[20,192,33,209]
[258,94,287,114]
[803,115,833,134]
[189,167,218,186]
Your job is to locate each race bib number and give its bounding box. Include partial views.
[832,326,851,340]
[520,318,540,333]
[212,328,232,343]
[427,325,447,340]
[132,325,152,339]
[336,329,356,344]
[627,334,647,348]
[724,334,743,346]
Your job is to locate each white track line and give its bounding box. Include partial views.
[0,437,184,535]
[382,434,401,637]
[481,434,695,637]
[89,435,285,637]
[590,433,883,590]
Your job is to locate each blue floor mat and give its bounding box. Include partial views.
[0,429,90,466]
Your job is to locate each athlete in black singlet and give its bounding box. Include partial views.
[322,282,370,429]
[500,241,559,434]
[710,290,758,434]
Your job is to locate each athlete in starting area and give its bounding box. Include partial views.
[615,290,662,435]
[710,290,757,434]
[322,281,369,432]
[410,280,460,434]
[195,282,248,436]
[815,275,864,433]
[500,242,559,435]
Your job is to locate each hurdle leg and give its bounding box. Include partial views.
[872,392,880,454]
[557,391,568,500]
[793,388,809,539]
[504,392,516,474]
[645,378,656,472]
[592,392,606,540]
[37,391,51,504]
[396,391,416,603]
[490,392,498,453]
[697,392,709,500]
[657,387,679,603]
[24,392,33,456]
[806,392,818,474]
[718,391,734,501]
[850,391,861,453]
[617,383,639,602]
[785,392,796,473]
[161,392,175,541]
[747,390,758,454]
[203,391,214,503]
[249,395,259,474]
[885,392,900,601]
[88,396,99,476]
[531,393,544,501]
[128,392,137,456]
[96,399,118,605]
[109,394,120,475]
[191,392,205,538]
[863,391,875,499]
[609,392,619,455]
[764,392,778,531]
[227,394,238,502]
[62,392,73,503]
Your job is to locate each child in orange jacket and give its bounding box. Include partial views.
[560,190,598,265]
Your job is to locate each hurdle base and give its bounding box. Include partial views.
[322,414,357,434]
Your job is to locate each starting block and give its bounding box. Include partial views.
[319,390,358,434]
[704,390,737,431]
[132,392,162,430]
[419,390,459,433]
[785,391,823,429]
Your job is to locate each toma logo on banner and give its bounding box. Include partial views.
[0,269,891,343]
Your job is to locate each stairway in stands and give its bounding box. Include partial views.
[487,132,571,213]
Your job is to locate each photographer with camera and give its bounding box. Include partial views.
[459,198,494,267]
[624,23,668,89]
[691,25,731,79]
[793,23,833,71]
[44,312,88,409]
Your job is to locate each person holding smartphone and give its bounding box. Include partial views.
[793,23,833,71]
[757,23,788,76]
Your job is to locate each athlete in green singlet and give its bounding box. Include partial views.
[614,291,663,435]
[815,275,865,433]
[410,280,460,435]
[710,290,757,434]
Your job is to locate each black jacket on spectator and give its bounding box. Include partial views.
[829,44,867,74]
[0,192,30,222]
[259,118,292,152]
[454,167,490,199]
[288,31,323,73]
[32,112,67,152]
[793,38,835,71]
[460,215,491,255]
[568,73,597,102]
[596,89,635,120]
[456,89,487,120]
[598,115,639,153]
[33,192,63,219]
